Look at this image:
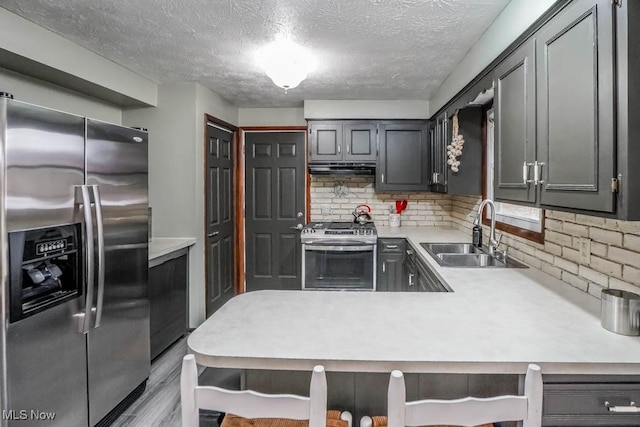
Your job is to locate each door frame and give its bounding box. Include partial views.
[238,127,310,293]
[204,114,239,315]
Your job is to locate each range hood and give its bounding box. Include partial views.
[308,163,376,175]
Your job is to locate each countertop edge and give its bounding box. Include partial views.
[149,237,196,261]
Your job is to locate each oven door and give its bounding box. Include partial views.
[302,243,376,290]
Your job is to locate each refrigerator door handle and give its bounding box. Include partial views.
[92,185,106,329]
[78,185,95,335]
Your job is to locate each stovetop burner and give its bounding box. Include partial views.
[328,222,375,230]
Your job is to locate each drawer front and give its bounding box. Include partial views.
[543,383,640,426]
[378,239,405,253]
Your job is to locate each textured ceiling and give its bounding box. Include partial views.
[0,0,511,107]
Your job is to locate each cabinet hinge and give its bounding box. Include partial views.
[611,177,619,193]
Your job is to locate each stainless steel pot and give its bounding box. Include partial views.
[601,289,640,336]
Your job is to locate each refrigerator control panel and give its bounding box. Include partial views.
[36,239,68,255]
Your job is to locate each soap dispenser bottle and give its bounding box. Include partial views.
[472,214,483,248]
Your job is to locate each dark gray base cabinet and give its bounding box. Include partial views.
[377,239,447,292]
[149,251,188,360]
[377,239,406,292]
[543,376,640,426]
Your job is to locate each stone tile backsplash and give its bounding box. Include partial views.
[309,177,640,298]
[309,175,451,227]
[450,196,640,298]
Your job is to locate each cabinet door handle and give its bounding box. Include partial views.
[346,145,350,154]
[337,145,341,154]
[382,262,386,274]
[605,401,640,413]
[208,231,219,237]
[408,273,415,286]
[534,161,545,185]
[386,245,398,249]
[381,174,385,183]
[522,162,534,184]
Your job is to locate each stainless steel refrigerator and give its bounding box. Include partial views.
[0,95,149,426]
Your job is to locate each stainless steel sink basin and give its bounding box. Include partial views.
[420,243,483,255]
[437,253,506,268]
[420,242,528,268]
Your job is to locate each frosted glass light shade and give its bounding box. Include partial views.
[257,39,316,90]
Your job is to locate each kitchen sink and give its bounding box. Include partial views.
[420,243,483,255]
[437,253,506,268]
[421,242,528,268]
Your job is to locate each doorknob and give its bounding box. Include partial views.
[290,224,303,231]
[297,212,304,218]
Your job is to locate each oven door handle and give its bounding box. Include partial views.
[305,245,375,252]
[302,240,375,246]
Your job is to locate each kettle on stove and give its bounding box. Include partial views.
[352,204,372,225]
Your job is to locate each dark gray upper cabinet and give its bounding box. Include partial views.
[344,122,378,162]
[448,107,483,196]
[494,39,537,205]
[308,121,343,162]
[308,120,376,163]
[536,0,615,213]
[376,121,430,192]
[491,0,617,215]
[616,0,640,220]
[430,108,483,196]
[430,117,448,193]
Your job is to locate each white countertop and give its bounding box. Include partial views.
[188,226,640,375]
[149,237,196,261]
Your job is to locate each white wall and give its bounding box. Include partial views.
[0,67,122,123]
[304,100,430,119]
[429,0,557,113]
[124,82,238,327]
[238,108,306,126]
[0,8,157,107]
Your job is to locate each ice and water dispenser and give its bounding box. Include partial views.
[8,224,82,322]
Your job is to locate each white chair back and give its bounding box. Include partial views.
[387,364,542,427]
[181,354,328,427]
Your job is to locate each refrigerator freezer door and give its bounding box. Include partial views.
[6,301,88,427]
[85,120,149,425]
[4,99,85,232]
[3,99,88,426]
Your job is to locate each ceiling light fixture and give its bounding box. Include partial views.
[256,38,316,93]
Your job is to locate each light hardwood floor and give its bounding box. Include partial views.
[112,336,239,427]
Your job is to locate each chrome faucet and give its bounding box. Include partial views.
[475,199,501,256]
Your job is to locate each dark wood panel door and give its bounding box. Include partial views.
[245,132,306,291]
[308,121,343,162]
[494,38,537,204]
[344,121,377,163]
[377,121,430,192]
[536,0,615,213]
[206,124,235,316]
